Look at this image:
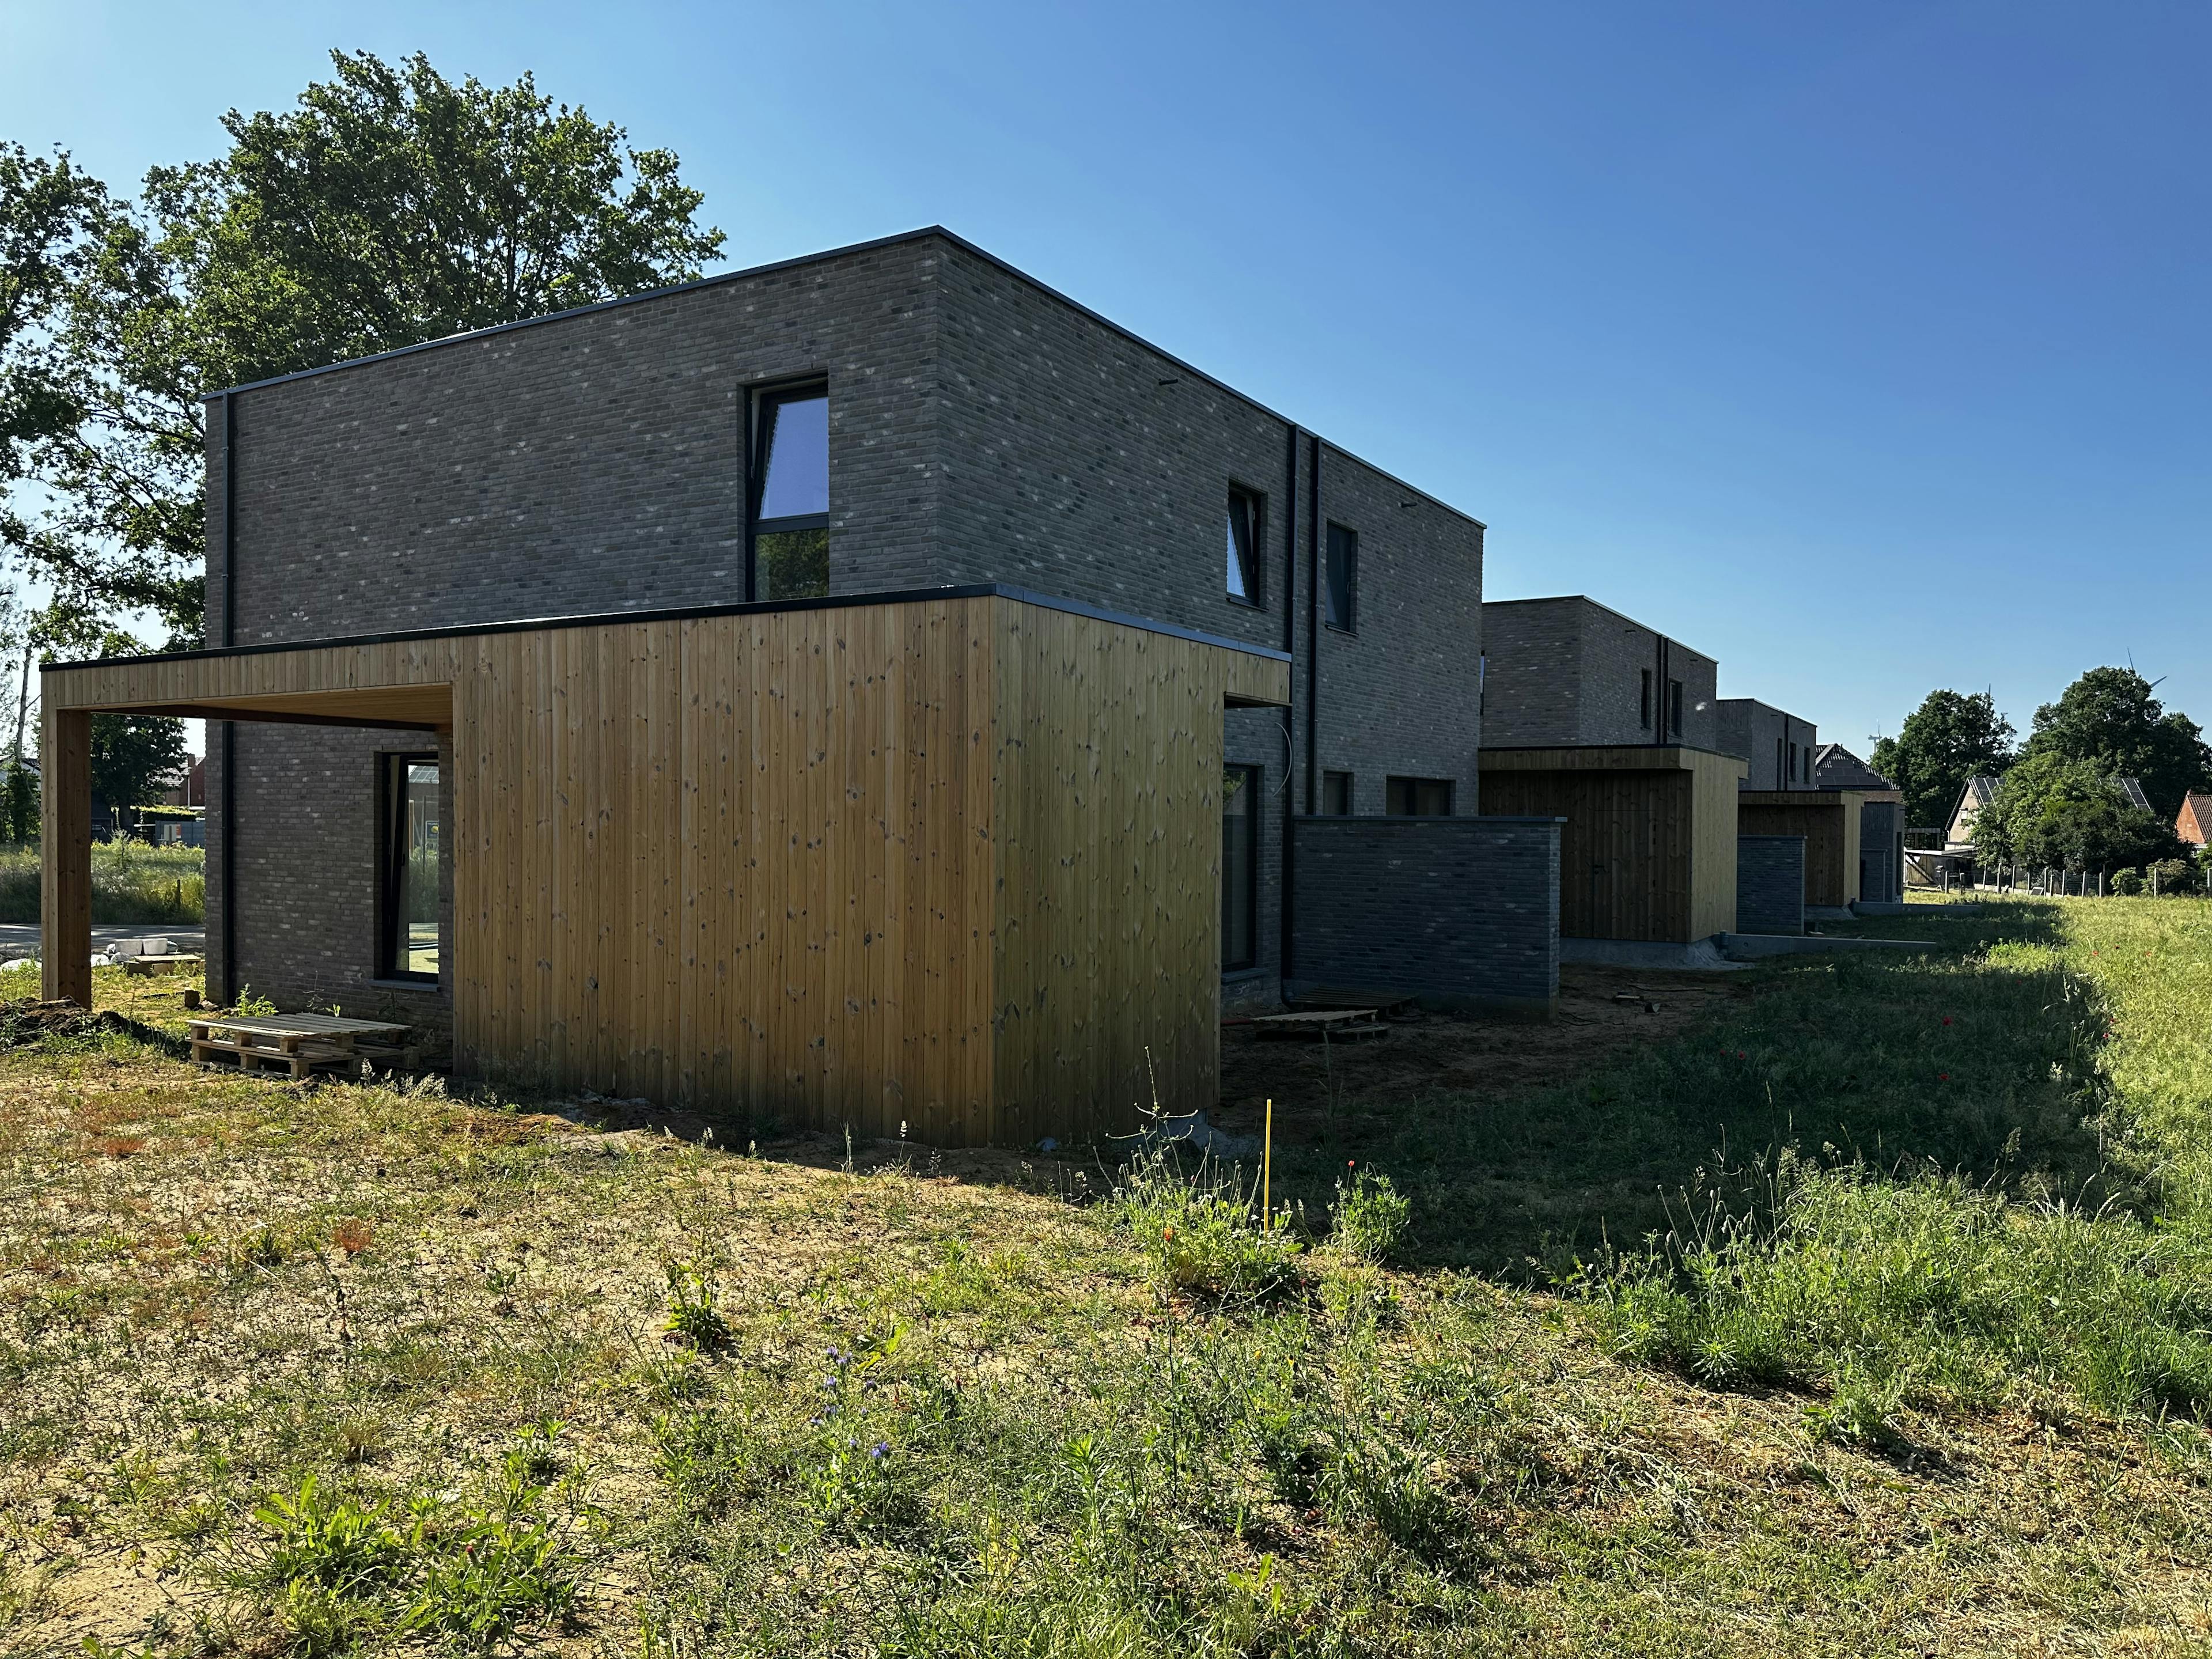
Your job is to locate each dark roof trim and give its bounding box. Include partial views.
[41,582,1294,672]
[199,226,1484,531]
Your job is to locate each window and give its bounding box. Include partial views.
[1788,740,1798,781]
[751,384,829,600]
[1226,487,1263,605]
[1387,775,1453,816]
[378,753,440,982]
[1667,679,1684,739]
[1775,737,1785,785]
[1640,669,1653,729]
[1324,522,1357,631]
[1222,764,1259,971]
[1322,770,1354,815]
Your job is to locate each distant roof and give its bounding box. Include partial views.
[1813,742,1893,790]
[1480,594,1718,665]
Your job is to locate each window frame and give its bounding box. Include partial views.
[1640,669,1653,729]
[1385,775,1455,817]
[1225,485,1266,608]
[1668,679,1684,740]
[1222,763,1262,973]
[376,750,441,984]
[1321,770,1354,816]
[747,379,831,602]
[1324,521,1358,634]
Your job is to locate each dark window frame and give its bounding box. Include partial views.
[1222,763,1262,972]
[1321,769,1354,816]
[376,750,440,984]
[747,378,831,603]
[1640,669,1653,729]
[1386,775,1455,816]
[1324,521,1358,634]
[1226,485,1266,609]
[1668,679,1684,740]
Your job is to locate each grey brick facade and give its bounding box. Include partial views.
[1287,817,1561,1014]
[1859,800,1903,905]
[1479,597,1718,751]
[1736,835,1806,935]
[201,229,1487,1020]
[1715,698,1819,791]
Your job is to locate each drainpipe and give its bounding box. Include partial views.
[219,392,237,1005]
[1278,424,1299,980]
[1304,435,1321,813]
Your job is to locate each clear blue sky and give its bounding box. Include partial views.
[7,1,2207,756]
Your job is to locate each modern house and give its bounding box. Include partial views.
[2180,791,2212,847]
[1478,597,1743,952]
[1741,743,1903,908]
[42,228,1556,1143]
[1715,698,1817,791]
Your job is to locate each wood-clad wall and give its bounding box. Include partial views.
[1687,749,1746,940]
[1737,794,1855,907]
[45,594,1287,1146]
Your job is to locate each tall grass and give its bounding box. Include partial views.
[0,841,204,925]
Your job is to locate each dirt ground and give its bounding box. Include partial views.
[1214,961,1754,1142]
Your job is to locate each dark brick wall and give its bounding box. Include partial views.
[203,230,1487,1020]
[1715,698,1819,791]
[1736,835,1806,935]
[1860,800,1903,904]
[1482,597,1718,750]
[1288,817,1560,1013]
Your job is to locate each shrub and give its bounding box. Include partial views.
[0,842,205,925]
[1109,1146,1303,1299]
[2112,868,2145,896]
[1328,1164,1411,1263]
[2147,857,2200,896]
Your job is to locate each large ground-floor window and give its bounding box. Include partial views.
[378,753,441,981]
[1223,763,1259,972]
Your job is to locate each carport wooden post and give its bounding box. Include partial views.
[40,704,92,1006]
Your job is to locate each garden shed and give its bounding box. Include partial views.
[41,586,1289,1147]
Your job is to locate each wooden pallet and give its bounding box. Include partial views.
[190,1012,415,1081]
[1285,986,1422,1021]
[123,954,203,978]
[1252,1009,1389,1042]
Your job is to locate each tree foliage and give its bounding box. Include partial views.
[6,51,724,645]
[88,714,188,831]
[2022,667,2212,817]
[1870,689,2016,831]
[1972,752,2177,873]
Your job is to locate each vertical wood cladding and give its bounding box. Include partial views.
[46,595,1287,1146]
[1737,792,1865,908]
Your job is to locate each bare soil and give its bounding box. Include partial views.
[1215,962,1754,1141]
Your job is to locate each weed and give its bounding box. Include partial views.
[661,1259,734,1351]
[1329,1162,1411,1262]
[1110,1145,1304,1299]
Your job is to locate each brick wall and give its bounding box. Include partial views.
[1736,835,1806,935]
[1480,596,1718,750]
[1715,698,1819,791]
[1287,817,1560,1014]
[1860,800,1903,904]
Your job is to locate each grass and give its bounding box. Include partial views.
[0,842,205,926]
[2,897,2212,1653]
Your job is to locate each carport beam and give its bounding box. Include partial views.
[41,707,92,1006]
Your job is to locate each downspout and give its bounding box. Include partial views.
[219,392,237,1005]
[1278,423,1299,982]
[1304,435,1321,813]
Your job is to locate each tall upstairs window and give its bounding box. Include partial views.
[1668,679,1684,739]
[378,753,440,982]
[1641,669,1653,729]
[752,384,829,600]
[1325,522,1357,631]
[1226,487,1263,604]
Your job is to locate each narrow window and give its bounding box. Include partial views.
[1667,680,1684,739]
[751,384,830,601]
[1788,740,1798,781]
[1386,775,1453,816]
[1226,487,1263,605]
[1324,523,1357,631]
[1775,737,1784,786]
[1222,764,1260,971]
[378,753,440,982]
[1640,669,1653,729]
[1322,770,1354,815]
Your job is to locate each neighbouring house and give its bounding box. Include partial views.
[1479,597,1743,952]
[43,227,1551,1144]
[1812,742,1889,790]
[2180,791,2212,847]
[1946,774,2001,849]
[1715,698,1818,792]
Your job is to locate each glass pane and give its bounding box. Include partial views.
[1222,767,1254,969]
[1326,525,1356,628]
[757,392,828,520]
[399,762,439,976]
[1226,494,1253,600]
[758,528,830,600]
[1323,771,1353,815]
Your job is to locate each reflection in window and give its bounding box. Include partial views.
[1226,488,1261,603]
[753,385,830,599]
[1325,522,1357,631]
[1322,770,1354,816]
[1386,775,1453,816]
[380,754,440,980]
[1223,764,1259,971]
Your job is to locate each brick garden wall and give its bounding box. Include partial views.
[1736,834,1806,935]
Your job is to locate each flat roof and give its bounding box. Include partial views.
[1480,593,1718,664]
[202,226,1484,532]
[43,582,1294,673]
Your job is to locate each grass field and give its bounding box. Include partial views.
[0,843,205,926]
[3,895,2211,1654]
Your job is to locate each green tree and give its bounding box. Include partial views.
[2024,667,2212,817]
[87,714,187,839]
[13,50,724,642]
[1,759,35,844]
[1972,752,2177,873]
[1870,689,2016,831]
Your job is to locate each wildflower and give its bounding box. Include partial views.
[1942,1017,1953,1026]
[1163,1226,1175,1241]
[1938,1073,1949,1081]
[870,1441,890,1460]
[1736,1051,1746,1060]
